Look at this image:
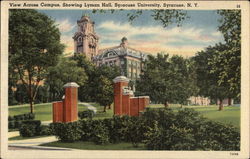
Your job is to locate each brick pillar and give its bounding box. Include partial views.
[130,97,139,116]
[52,101,63,123]
[63,82,79,122]
[113,76,129,115]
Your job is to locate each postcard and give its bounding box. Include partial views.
[1,0,249,159]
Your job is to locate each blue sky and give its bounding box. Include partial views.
[38,10,224,57]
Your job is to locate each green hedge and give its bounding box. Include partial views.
[19,120,52,137]
[50,108,240,150]
[78,110,95,119]
[8,113,35,130]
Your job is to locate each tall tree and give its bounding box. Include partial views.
[136,54,192,107]
[209,10,241,97]
[95,75,114,112]
[193,45,231,110]
[9,10,64,113]
[45,57,87,101]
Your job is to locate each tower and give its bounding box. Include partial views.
[73,15,99,59]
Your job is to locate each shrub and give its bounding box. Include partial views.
[51,122,82,142]
[39,125,52,136]
[78,110,95,119]
[14,120,22,129]
[19,124,36,137]
[89,120,109,144]
[8,121,15,129]
[19,120,41,137]
[8,116,14,121]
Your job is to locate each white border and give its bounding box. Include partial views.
[1,1,249,159]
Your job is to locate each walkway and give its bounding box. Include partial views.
[8,134,72,150]
[79,102,97,113]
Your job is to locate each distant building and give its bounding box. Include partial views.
[188,96,210,106]
[73,15,148,82]
[93,37,147,82]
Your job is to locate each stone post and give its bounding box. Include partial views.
[63,82,79,122]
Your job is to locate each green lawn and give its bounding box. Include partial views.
[41,141,145,150]
[9,103,89,121]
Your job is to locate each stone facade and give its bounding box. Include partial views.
[73,16,147,82]
[113,76,149,116]
[52,82,79,123]
[93,37,148,82]
[73,15,99,59]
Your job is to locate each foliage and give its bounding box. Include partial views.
[95,75,113,112]
[39,125,52,136]
[51,122,82,142]
[93,10,189,27]
[9,9,64,113]
[8,113,35,130]
[136,54,194,106]
[211,10,241,97]
[19,124,37,137]
[51,108,239,150]
[45,56,87,101]
[78,110,95,119]
[19,120,41,137]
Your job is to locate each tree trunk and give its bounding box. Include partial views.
[28,76,34,114]
[180,104,183,108]
[228,98,232,106]
[164,102,169,108]
[108,104,111,109]
[218,99,223,111]
[103,105,107,112]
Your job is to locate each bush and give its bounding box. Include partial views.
[50,122,82,142]
[19,120,41,137]
[14,120,22,129]
[39,125,52,136]
[8,121,15,129]
[19,124,37,137]
[89,120,109,144]
[51,108,240,150]
[142,108,240,150]
[8,116,14,121]
[78,110,95,119]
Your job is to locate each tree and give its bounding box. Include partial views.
[95,76,114,112]
[93,10,189,28]
[136,53,192,107]
[209,10,241,97]
[45,57,87,101]
[71,54,120,110]
[193,45,231,111]
[9,10,64,113]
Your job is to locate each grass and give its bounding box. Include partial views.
[41,141,146,150]
[147,104,240,129]
[9,103,240,129]
[9,103,89,121]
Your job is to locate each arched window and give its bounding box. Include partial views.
[78,37,82,42]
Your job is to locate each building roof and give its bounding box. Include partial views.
[93,44,148,61]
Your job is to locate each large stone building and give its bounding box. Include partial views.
[73,15,148,82]
[73,15,99,59]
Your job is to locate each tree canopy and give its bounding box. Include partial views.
[9,9,64,113]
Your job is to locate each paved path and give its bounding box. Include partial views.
[8,135,72,150]
[79,102,97,113]
[8,131,20,138]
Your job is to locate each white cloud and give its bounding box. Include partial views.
[56,19,75,33]
[96,21,223,56]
